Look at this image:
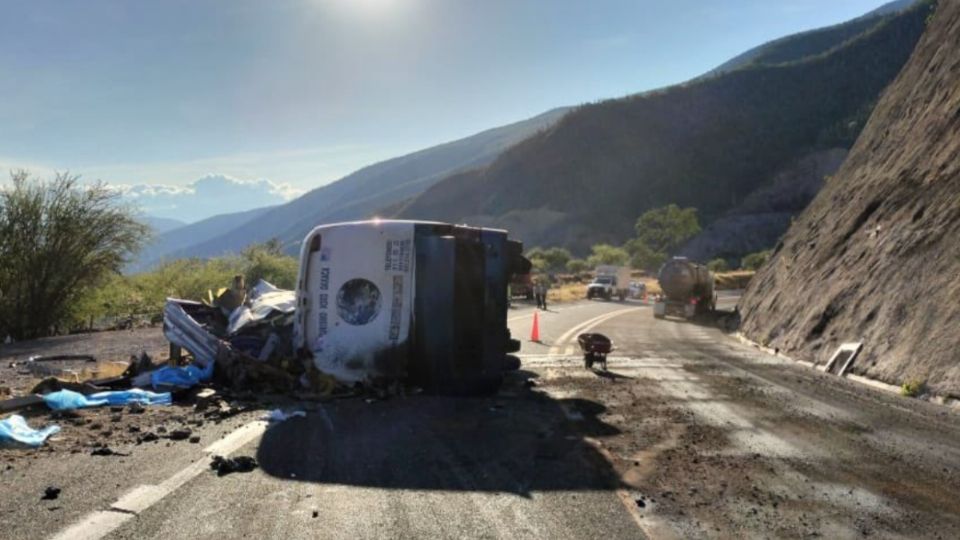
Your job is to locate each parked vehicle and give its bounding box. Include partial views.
[510,273,535,300]
[653,257,716,319]
[586,265,631,301]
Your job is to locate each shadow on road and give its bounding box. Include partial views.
[256,374,623,496]
[658,308,741,333]
[592,369,634,381]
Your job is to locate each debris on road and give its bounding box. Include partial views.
[0,395,45,413]
[137,432,159,444]
[41,486,61,500]
[24,354,96,378]
[42,389,172,411]
[91,446,129,457]
[210,455,258,476]
[142,362,214,391]
[0,414,61,447]
[262,409,306,423]
[167,428,192,441]
[226,279,295,335]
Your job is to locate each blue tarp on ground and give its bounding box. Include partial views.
[150,360,215,390]
[0,415,60,447]
[43,389,172,411]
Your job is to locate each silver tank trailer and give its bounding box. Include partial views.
[655,257,715,318]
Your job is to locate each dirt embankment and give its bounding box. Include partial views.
[739,0,960,396]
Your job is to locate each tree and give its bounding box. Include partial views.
[741,249,773,271]
[624,238,667,272]
[0,171,149,338]
[566,258,590,274]
[707,258,730,273]
[525,246,571,273]
[241,239,298,288]
[540,247,571,272]
[634,204,701,255]
[586,244,629,267]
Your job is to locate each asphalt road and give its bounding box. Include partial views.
[4,294,960,539]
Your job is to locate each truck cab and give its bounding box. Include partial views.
[587,265,631,301]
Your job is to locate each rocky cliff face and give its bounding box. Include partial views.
[738,0,960,396]
[680,148,848,262]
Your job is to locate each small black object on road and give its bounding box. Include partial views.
[210,455,259,476]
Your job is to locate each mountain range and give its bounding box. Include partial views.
[136,107,568,269]
[393,0,929,254]
[134,0,924,268]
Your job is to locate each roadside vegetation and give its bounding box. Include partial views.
[68,240,297,332]
[0,171,298,338]
[741,249,773,271]
[0,171,148,339]
[2,179,764,336]
[900,380,927,398]
[525,204,763,303]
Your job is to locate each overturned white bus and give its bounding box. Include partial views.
[293,220,528,394]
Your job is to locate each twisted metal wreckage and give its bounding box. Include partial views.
[163,220,530,396]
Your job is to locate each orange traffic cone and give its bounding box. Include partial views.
[530,311,541,342]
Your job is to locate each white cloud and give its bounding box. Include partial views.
[112,174,305,223]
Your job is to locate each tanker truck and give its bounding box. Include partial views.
[653,257,716,319]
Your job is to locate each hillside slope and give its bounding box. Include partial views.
[706,0,918,76]
[738,0,960,395]
[134,205,276,271]
[140,216,186,235]
[142,107,568,265]
[396,3,931,253]
[679,147,849,261]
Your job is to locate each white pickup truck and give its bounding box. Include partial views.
[586,265,632,301]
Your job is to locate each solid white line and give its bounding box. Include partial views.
[49,511,133,540]
[548,307,642,355]
[203,420,267,455]
[49,420,268,540]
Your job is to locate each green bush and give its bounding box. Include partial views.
[624,238,667,272]
[586,244,630,267]
[707,258,730,273]
[66,239,299,331]
[900,380,926,398]
[0,171,149,338]
[526,246,572,273]
[565,258,590,274]
[741,249,773,271]
[634,205,701,255]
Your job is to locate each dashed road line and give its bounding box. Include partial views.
[50,419,269,540]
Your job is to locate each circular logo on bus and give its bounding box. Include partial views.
[336,278,382,325]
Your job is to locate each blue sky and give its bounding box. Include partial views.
[0,0,896,220]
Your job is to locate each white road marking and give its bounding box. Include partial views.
[49,420,268,540]
[50,511,133,540]
[548,307,642,355]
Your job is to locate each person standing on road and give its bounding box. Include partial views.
[534,280,544,310]
[540,280,550,311]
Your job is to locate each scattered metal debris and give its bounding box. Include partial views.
[210,455,258,476]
